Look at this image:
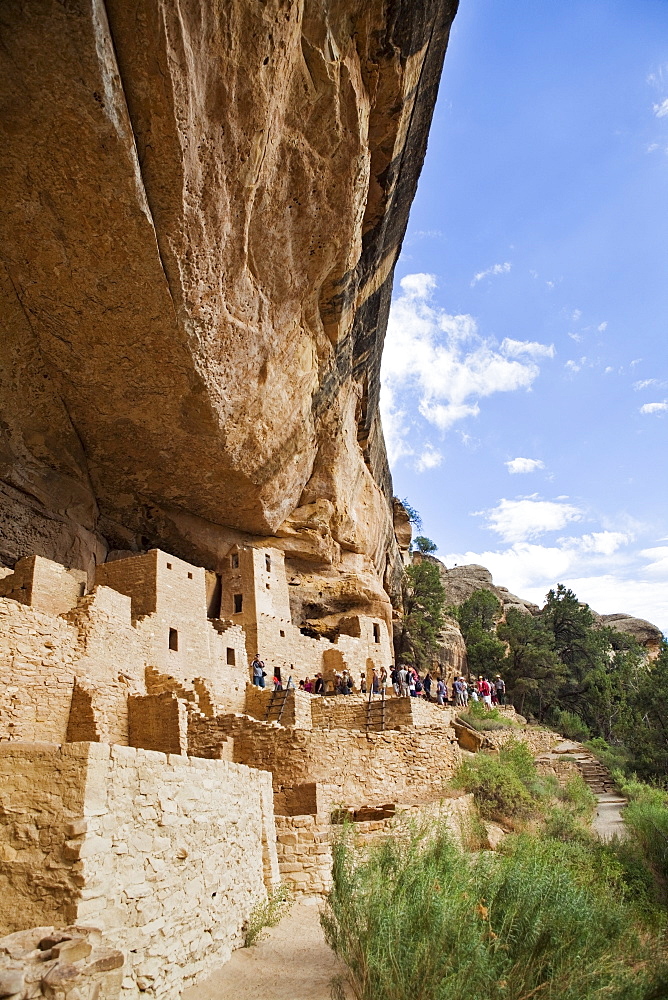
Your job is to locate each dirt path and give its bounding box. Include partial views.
[592,792,627,840]
[549,739,627,841]
[182,897,347,1000]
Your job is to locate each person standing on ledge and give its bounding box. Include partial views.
[251,654,265,688]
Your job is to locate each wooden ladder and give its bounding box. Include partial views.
[264,678,292,725]
[365,686,386,732]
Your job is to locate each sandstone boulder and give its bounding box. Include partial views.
[593,613,663,658]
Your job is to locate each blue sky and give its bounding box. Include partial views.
[382,0,668,631]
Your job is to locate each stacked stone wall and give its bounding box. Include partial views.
[0,555,86,618]
[275,814,332,895]
[308,694,454,731]
[276,794,477,896]
[0,742,279,999]
[0,599,77,744]
[65,587,147,745]
[191,714,461,809]
[0,924,124,999]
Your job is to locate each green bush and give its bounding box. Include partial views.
[459,701,514,734]
[550,708,591,741]
[322,822,668,1000]
[454,738,552,821]
[584,736,629,774]
[558,773,597,817]
[543,805,594,843]
[623,799,668,899]
[454,752,535,820]
[243,883,292,947]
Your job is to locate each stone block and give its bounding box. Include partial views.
[0,969,25,996]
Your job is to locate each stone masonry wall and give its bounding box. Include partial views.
[0,742,279,999]
[0,742,89,931]
[276,794,477,896]
[0,555,86,618]
[244,686,313,728]
[309,694,455,731]
[0,924,125,1000]
[191,714,462,809]
[0,598,78,744]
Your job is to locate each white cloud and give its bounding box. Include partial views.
[576,531,630,556]
[379,382,412,465]
[380,275,554,461]
[501,338,555,359]
[476,497,583,544]
[640,401,668,414]
[572,309,582,322]
[505,457,545,475]
[604,366,614,374]
[565,359,581,373]
[653,98,668,118]
[470,262,511,287]
[597,321,608,332]
[415,445,442,472]
[400,272,437,299]
[634,378,658,390]
[640,545,668,575]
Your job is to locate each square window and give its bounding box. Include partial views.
[266,583,270,589]
[226,647,236,666]
[187,571,193,579]
[280,630,285,638]
[231,553,239,569]
[234,594,243,614]
[169,628,178,651]
[166,562,172,570]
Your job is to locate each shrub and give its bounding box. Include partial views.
[550,708,591,741]
[558,773,597,817]
[623,799,668,899]
[243,883,292,947]
[322,822,668,1000]
[454,738,552,821]
[454,752,535,820]
[584,736,629,774]
[543,805,593,843]
[459,700,512,732]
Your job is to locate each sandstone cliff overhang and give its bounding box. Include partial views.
[0,0,459,584]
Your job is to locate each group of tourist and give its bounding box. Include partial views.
[250,652,506,708]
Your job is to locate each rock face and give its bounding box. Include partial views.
[0,0,459,622]
[593,613,663,658]
[431,561,539,617]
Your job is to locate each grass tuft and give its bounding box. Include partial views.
[243,883,293,947]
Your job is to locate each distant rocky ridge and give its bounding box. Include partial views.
[413,554,663,669]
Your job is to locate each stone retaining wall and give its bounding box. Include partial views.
[193,713,462,809]
[0,741,278,999]
[276,793,477,896]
